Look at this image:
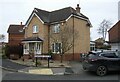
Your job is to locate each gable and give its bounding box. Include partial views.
[108,20,120,33]
[25,11,44,27]
[108,20,120,43]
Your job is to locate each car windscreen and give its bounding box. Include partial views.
[116,51,120,58]
[87,52,100,58]
[100,53,118,58]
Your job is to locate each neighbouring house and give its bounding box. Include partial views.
[108,20,120,51]
[7,22,25,46]
[94,38,104,49]
[90,41,96,51]
[22,4,92,61]
[94,38,110,50]
[7,22,25,59]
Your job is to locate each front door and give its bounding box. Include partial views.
[29,42,41,55]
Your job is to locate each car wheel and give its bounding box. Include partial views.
[96,66,107,76]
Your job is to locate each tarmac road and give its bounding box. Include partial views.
[1,59,120,82]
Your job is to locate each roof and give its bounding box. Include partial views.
[22,37,43,42]
[108,20,120,32]
[7,25,25,34]
[25,6,91,26]
[95,38,105,43]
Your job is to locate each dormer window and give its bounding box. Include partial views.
[53,24,60,33]
[33,25,39,33]
[19,29,23,33]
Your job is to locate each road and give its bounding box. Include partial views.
[1,59,120,82]
[1,70,120,82]
[2,59,28,70]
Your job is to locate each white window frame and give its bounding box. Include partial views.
[24,43,29,54]
[33,25,39,33]
[90,44,95,51]
[52,43,62,54]
[53,24,60,33]
[35,43,41,54]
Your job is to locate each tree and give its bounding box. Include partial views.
[98,19,112,41]
[0,34,5,55]
[50,26,78,63]
[0,34,5,41]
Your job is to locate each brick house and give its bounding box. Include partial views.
[108,20,120,51]
[7,22,25,46]
[22,4,92,60]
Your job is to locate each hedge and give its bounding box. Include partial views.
[4,45,23,58]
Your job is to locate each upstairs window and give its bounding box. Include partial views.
[33,25,39,33]
[53,24,60,33]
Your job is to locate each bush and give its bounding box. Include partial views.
[4,45,23,58]
[2,55,7,59]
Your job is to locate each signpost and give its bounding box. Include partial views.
[34,55,51,68]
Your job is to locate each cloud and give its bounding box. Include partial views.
[0,0,118,42]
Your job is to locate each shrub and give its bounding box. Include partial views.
[4,45,23,58]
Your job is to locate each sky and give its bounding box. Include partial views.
[0,0,119,42]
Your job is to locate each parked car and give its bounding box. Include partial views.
[82,51,120,76]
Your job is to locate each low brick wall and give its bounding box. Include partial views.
[10,54,20,60]
[52,53,81,61]
[23,54,31,60]
[23,53,84,61]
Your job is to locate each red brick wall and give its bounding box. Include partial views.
[109,21,120,42]
[8,34,24,46]
[52,53,82,61]
[23,53,85,61]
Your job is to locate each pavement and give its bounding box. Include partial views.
[1,59,82,75]
[2,59,120,81]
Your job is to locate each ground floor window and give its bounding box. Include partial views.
[52,43,62,53]
[90,44,95,51]
[24,43,29,54]
[23,42,42,54]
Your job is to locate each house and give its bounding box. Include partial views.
[90,41,96,51]
[22,4,92,60]
[94,38,104,49]
[7,22,25,46]
[108,20,120,51]
[94,38,110,50]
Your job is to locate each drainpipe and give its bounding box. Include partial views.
[48,24,50,52]
[73,14,75,60]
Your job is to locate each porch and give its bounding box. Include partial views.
[22,37,43,59]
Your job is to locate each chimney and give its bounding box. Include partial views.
[20,22,22,25]
[76,4,81,13]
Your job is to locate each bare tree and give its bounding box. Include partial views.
[0,34,5,55]
[0,34,5,41]
[98,19,112,41]
[50,26,78,63]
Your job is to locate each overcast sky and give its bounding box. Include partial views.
[0,0,119,42]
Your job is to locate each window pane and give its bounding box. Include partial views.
[52,43,62,53]
[52,44,54,52]
[59,43,61,53]
[55,43,58,52]
[53,24,60,33]
[33,25,39,33]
